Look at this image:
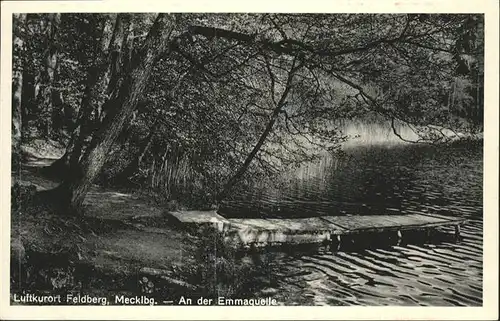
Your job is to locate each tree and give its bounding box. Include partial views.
[15,13,482,213]
[34,13,61,138]
[179,14,482,200]
[128,13,483,202]
[54,13,176,212]
[452,15,484,131]
[52,14,133,173]
[216,53,302,201]
[12,13,27,170]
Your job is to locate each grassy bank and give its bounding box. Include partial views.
[11,149,279,304]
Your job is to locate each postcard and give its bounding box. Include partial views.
[1,0,498,320]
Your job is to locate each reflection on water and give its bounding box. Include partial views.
[220,141,483,306]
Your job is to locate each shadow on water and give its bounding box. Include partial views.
[219,139,483,306]
[220,140,482,219]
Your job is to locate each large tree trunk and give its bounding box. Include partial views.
[98,14,132,123]
[54,14,176,213]
[36,13,61,138]
[46,81,96,177]
[12,13,27,170]
[47,14,128,175]
[51,64,66,135]
[70,14,131,159]
[20,71,35,134]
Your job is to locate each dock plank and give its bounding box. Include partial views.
[168,210,229,224]
[321,214,463,233]
[227,217,345,233]
[166,210,467,248]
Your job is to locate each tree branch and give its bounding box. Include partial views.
[187,24,419,59]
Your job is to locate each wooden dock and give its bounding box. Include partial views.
[167,210,467,248]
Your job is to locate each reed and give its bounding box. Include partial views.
[146,120,418,206]
[338,119,419,147]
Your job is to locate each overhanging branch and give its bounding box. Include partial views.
[187,24,415,59]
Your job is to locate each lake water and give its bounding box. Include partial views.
[219,140,483,306]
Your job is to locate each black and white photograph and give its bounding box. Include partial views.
[2,0,498,319]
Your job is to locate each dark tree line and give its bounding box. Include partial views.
[12,13,484,214]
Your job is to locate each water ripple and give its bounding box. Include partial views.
[221,143,482,306]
